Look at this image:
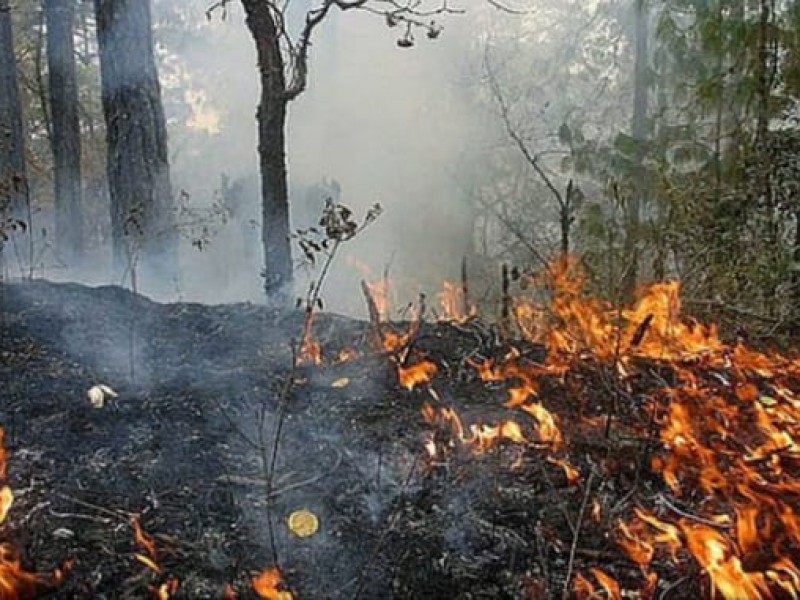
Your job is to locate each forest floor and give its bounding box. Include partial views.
[0,279,785,599]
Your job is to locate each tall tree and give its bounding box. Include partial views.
[94,0,177,288]
[45,0,83,264]
[623,0,650,299]
[229,0,451,300]
[0,0,28,224]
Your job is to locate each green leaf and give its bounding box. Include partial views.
[613,133,640,157]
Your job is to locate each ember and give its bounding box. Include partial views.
[252,566,292,599]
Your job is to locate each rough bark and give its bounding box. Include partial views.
[240,0,293,299]
[0,0,28,222]
[94,0,178,288]
[45,0,83,264]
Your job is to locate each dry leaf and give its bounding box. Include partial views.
[87,384,118,409]
[287,509,319,537]
[331,377,349,388]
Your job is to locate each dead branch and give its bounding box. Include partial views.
[484,46,567,213]
[360,279,384,351]
[562,468,597,600]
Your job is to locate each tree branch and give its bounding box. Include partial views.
[484,43,567,211]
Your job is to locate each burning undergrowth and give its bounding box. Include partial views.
[0,257,798,599]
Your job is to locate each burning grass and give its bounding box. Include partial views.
[0,259,799,598]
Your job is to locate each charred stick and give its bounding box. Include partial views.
[260,342,299,567]
[501,263,511,330]
[461,255,470,317]
[629,313,654,348]
[55,493,134,524]
[360,279,383,351]
[562,469,597,600]
[656,493,731,529]
[534,457,576,535]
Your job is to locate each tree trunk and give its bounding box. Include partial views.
[241,0,293,300]
[623,0,649,299]
[0,0,28,223]
[94,0,178,289]
[45,0,84,265]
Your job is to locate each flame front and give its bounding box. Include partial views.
[416,259,800,597]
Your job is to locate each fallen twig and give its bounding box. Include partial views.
[562,468,597,600]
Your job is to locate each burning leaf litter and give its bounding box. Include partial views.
[2,266,800,597]
[252,566,293,600]
[0,427,71,598]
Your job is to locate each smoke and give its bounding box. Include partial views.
[151,1,490,312]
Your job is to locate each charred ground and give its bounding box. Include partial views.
[0,279,775,599]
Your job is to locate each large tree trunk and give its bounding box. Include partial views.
[0,0,28,224]
[45,0,83,265]
[94,0,178,290]
[241,0,293,300]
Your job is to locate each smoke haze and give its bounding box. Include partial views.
[156,1,490,314]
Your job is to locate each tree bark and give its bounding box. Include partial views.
[0,0,28,222]
[94,0,178,288]
[45,0,84,265]
[240,0,293,300]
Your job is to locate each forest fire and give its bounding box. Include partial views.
[1,259,800,597]
[331,257,800,599]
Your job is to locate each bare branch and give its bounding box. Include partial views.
[285,0,461,100]
[485,0,531,16]
[484,43,567,211]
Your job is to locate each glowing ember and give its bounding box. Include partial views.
[298,311,323,365]
[573,567,621,599]
[150,576,180,600]
[336,347,360,363]
[0,486,12,526]
[397,359,437,390]
[252,566,292,600]
[131,516,162,574]
[223,583,238,599]
[0,427,72,597]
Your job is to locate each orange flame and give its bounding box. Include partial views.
[437,281,476,323]
[131,516,160,572]
[397,359,438,390]
[0,427,72,598]
[252,566,292,599]
[298,310,323,365]
[150,576,179,600]
[573,567,621,599]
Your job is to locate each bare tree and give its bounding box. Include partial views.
[210,0,457,301]
[45,0,84,265]
[94,0,178,288]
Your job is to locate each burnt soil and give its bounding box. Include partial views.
[0,280,714,599]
